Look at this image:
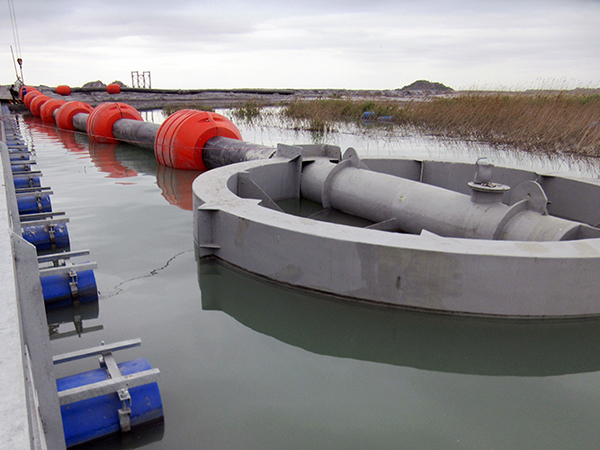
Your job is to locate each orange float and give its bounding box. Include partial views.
[23,89,42,109]
[55,101,94,131]
[40,99,67,124]
[154,110,242,170]
[106,84,121,94]
[86,102,143,143]
[56,85,72,96]
[29,95,52,117]
[20,85,37,101]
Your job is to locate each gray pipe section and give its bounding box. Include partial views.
[63,115,272,161]
[301,159,598,242]
[112,119,160,150]
[203,136,276,170]
[72,113,89,133]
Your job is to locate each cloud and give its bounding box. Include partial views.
[2,0,599,89]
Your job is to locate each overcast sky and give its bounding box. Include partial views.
[1,0,599,90]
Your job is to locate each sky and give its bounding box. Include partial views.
[1,0,599,91]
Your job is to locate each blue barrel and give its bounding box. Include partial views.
[362,111,377,121]
[22,223,70,252]
[6,139,25,147]
[9,152,29,162]
[13,175,41,190]
[40,269,98,308]
[57,358,163,448]
[11,163,32,173]
[17,193,52,215]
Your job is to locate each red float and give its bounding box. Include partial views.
[106,84,121,94]
[56,85,72,96]
[23,89,42,109]
[40,99,67,124]
[154,110,242,170]
[20,85,37,101]
[29,95,52,117]
[86,102,143,143]
[55,101,94,131]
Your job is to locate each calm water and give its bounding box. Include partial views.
[18,111,600,449]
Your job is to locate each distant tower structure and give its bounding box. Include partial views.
[131,71,152,89]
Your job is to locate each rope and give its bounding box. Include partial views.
[8,0,21,58]
[8,0,24,83]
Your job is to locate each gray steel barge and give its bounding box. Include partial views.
[193,144,600,318]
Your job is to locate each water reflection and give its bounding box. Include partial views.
[46,301,103,340]
[64,422,164,450]
[30,120,200,210]
[198,258,600,377]
[156,164,204,211]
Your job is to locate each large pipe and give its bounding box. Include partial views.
[72,112,88,133]
[301,157,600,242]
[67,112,274,165]
[202,136,276,169]
[112,119,159,150]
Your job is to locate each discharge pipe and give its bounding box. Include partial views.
[301,150,600,242]
[55,103,275,169]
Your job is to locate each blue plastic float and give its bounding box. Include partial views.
[57,358,163,448]
[13,174,41,189]
[22,223,70,252]
[17,192,52,214]
[40,269,98,307]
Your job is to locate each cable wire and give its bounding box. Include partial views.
[8,0,22,58]
[8,0,24,83]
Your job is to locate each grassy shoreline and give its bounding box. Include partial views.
[278,92,600,157]
[158,90,600,158]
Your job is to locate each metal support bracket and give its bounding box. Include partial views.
[321,148,366,209]
[38,249,91,264]
[20,211,65,222]
[39,262,98,277]
[100,352,132,432]
[69,269,80,307]
[237,172,284,212]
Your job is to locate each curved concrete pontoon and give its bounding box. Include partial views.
[193,145,600,318]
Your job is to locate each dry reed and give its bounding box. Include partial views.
[282,93,600,156]
[162,102,215,115]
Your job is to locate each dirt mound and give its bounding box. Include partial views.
[81,80,106,89]
[399,80,453,93]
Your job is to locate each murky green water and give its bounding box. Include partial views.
[19,111,600,449]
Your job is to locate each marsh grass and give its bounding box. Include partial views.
[163,102,215,115]
[282,93,600,156]
[232,100,265,122]
[282,99,405,133]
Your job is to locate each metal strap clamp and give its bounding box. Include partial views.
[69,269,80,307]
[99,351,132,432]
[48,224,56,251]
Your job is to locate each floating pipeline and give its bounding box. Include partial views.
[21,85,275,171]
[30,116,199,211]
[22,86,600,247]
[40,98,66,123]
